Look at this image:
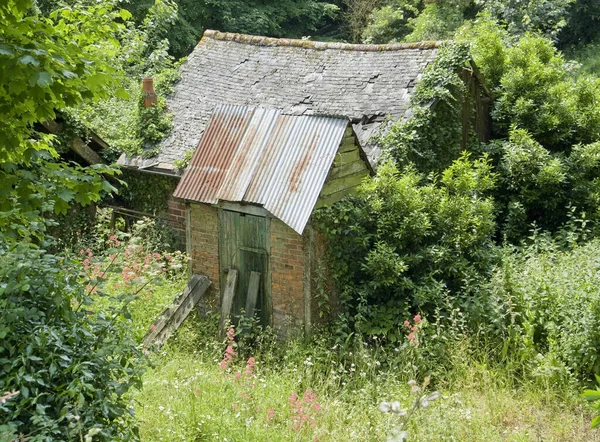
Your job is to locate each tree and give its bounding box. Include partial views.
[0,0,126,239]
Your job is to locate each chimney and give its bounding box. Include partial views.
[142,77,157,107]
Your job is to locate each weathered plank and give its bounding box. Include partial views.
[245,271,261,318]
[338,137,357,153]
[328,160,368,180]
[333,150,361,166]
[143,274,211,349]
[315,185,361,209]
[218,269,238,338]
[321,170,369,197]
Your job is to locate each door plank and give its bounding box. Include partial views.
[218,269,238,338]
[245,271,261,318]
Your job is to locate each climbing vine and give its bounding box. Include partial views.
[380,42,475,173]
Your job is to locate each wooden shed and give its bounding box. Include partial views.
[172,104,370,334]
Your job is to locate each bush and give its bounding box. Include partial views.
[316,153,498,342]
[0,241,145,441]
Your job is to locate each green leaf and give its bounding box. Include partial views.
[18,55,39,66]
[115,88,130,99]
[583,390,600,401]
[36,72,52,88]
[119,9,132,20]
[592,415,600,429]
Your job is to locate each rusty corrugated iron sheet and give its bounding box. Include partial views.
[173,104,348,234]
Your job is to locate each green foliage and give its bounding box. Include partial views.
[455,12,510,86]
[362,0,421,43]
[559,0,600,48]
[476,0,574,38]
[583,375,600,429]
[484,235,600,380]
[0,157,120,241]
[381,42,473,172]
[404,0,470,42]
[117,169,179,215]
[363,0,474,43]
[493,34,600,148]
[0,241,145,441]
[316,154,497,341]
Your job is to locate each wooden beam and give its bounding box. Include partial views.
[245,271,260,318]
[218,269,238,339]
[143,274,211,349]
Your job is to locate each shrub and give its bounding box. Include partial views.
[316,153,498,342]
[0,241,145,441]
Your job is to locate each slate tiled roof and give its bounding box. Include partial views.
[118,30,440,173]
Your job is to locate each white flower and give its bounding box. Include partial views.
[426,391,440,402]
[390,401,407,415]
[379,401,391,413]
[386,430,408,442]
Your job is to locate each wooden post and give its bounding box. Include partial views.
[245,271,261,318]
[218,269,238,339]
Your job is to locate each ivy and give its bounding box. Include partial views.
[116,168,179,215]
[380,42,474,173]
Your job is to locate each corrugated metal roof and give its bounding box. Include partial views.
[173,104,348,234]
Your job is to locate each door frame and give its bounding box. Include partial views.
[216,204,273,326]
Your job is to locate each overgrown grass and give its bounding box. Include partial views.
[131,316,600,441]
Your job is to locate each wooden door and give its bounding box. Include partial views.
[219,209,271,326]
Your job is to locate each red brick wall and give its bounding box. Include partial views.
[270,219,305,333]
[166,196,186,246]
[189,203,220,308]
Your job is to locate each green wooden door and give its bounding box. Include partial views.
[219,209,271,326]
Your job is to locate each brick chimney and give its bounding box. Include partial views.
[142,77,157,107]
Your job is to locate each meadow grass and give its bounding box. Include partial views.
[132,315,600,442]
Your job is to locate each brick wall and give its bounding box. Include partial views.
[189,203,220,308]
[166,195,186,247]
[270,219,305,333]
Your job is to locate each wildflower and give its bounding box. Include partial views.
[390,401,406,415]
[408,380,420,393]
[379,401,391,413]
[413,314,422,324]
[266,408,275,423]
[403,320,411,328]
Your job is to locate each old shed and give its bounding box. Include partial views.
[118,29,490,334]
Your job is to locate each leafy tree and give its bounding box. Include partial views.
[0,2,145,439]
[476,0,575,39]
[362,0,474,43]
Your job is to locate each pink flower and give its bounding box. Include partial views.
[408,333,415,341]
[414,314,422,324]
[266,408,275,423]
[403,320,411,328]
